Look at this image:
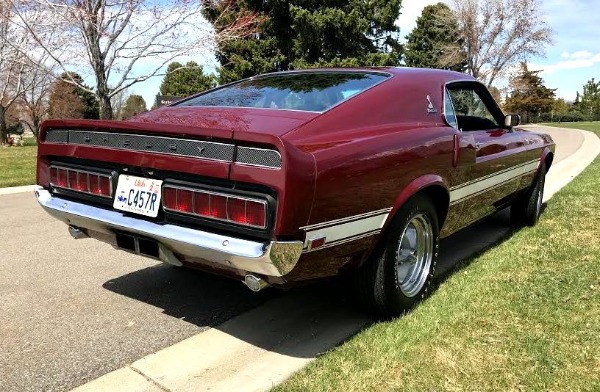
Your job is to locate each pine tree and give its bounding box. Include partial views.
[573,78,600,120]
[159,62,217,97]
[48,73,99,120]
[504,62,555,123]
[121,95,147,120]
[204,0,403,83]
[404,3,466,71]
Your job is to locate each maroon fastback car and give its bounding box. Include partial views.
[35,68,555,316]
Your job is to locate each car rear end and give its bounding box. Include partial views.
[35,69,392,288]
[35,112,315,287]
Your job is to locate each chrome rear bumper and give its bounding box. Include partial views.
[35,188,303,277]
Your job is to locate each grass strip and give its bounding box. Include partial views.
[0,146,37,188]
[276,134,600,391]
[542,121,600,137]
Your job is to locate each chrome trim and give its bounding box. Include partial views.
[302,208,391,250]
[444,79,508,130]
[162,185,268,229]
[449,160,538,191]
[443,87,459,130]
[303,230,381,253]
[35,188,302,277]
[449,160,539,204]
[300,208,392,231]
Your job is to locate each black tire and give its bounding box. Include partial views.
[511,161,546,227]
[354,195,440,317]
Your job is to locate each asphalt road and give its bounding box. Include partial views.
[0,126,579,392]
[0,198,279,392]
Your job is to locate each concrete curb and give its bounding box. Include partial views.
[70,126,600,392]
[543,129,600,202]
[0,185,37,195]
[72,289,371,392]
[0,184,37,195]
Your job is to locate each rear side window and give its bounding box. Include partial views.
[176,72,389,112]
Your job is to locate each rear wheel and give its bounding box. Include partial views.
[511,162,546,227]
[355,195,440,317]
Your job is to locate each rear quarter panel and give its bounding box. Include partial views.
[282,71,462,280]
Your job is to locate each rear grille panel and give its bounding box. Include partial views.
[45,129,281,168]
[236,146,282,168]
[67,130,235,162]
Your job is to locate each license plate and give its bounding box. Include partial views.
[113,175,163,218]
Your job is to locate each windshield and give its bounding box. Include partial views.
[175,72,389,112]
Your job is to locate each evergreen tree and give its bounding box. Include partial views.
[204,0,403,83]
[504,62,555,123]
[573,78,600,120]
[121,95,147,120]
[404,3,466,71]
[48,73,99,120]
[159,62,217,97]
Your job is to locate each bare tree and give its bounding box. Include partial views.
[11,0,261,120]
[451,0,552,86]
[21,61,54,138]
[110,87,128,120]
[0,1,28,143]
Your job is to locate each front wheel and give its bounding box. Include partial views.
[355,195,440,317]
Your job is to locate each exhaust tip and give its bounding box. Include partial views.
[243,274,269,292]
[68,225,89,239]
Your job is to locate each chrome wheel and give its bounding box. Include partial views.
[396,214,433,297]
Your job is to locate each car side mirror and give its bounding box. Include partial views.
[504,114,521,127]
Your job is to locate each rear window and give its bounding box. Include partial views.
[176,72,389,112]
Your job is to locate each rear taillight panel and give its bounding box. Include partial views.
[162,185,268,229]
[49,166,113,198]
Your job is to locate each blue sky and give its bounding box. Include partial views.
[132,0,600,105]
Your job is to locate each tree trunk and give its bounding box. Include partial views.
[97,92,113,120]
[0,106,8,145]
[32,116,41,139]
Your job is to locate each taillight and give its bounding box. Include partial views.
[163,186,268,229]
[50,166,113,198]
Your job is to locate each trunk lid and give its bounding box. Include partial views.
[130,106,319,138]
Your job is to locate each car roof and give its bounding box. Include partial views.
[252,67,476,84]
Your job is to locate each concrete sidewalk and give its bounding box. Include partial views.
[70,125,600,392]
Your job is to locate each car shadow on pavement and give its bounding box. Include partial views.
[102,207,527,359]
[102,264,281,327]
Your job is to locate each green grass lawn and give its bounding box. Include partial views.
[276,139,600,390]
[542,121,600,137]
[0,146,37,188]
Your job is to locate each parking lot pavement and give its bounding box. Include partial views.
[0,191,279,392]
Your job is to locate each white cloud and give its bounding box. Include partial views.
[560,50,593,60]
[531,52,600,74]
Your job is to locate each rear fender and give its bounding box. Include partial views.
[382,174,449,233]
[352,174,449,270]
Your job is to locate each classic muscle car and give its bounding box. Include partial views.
[35,67,555,316]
